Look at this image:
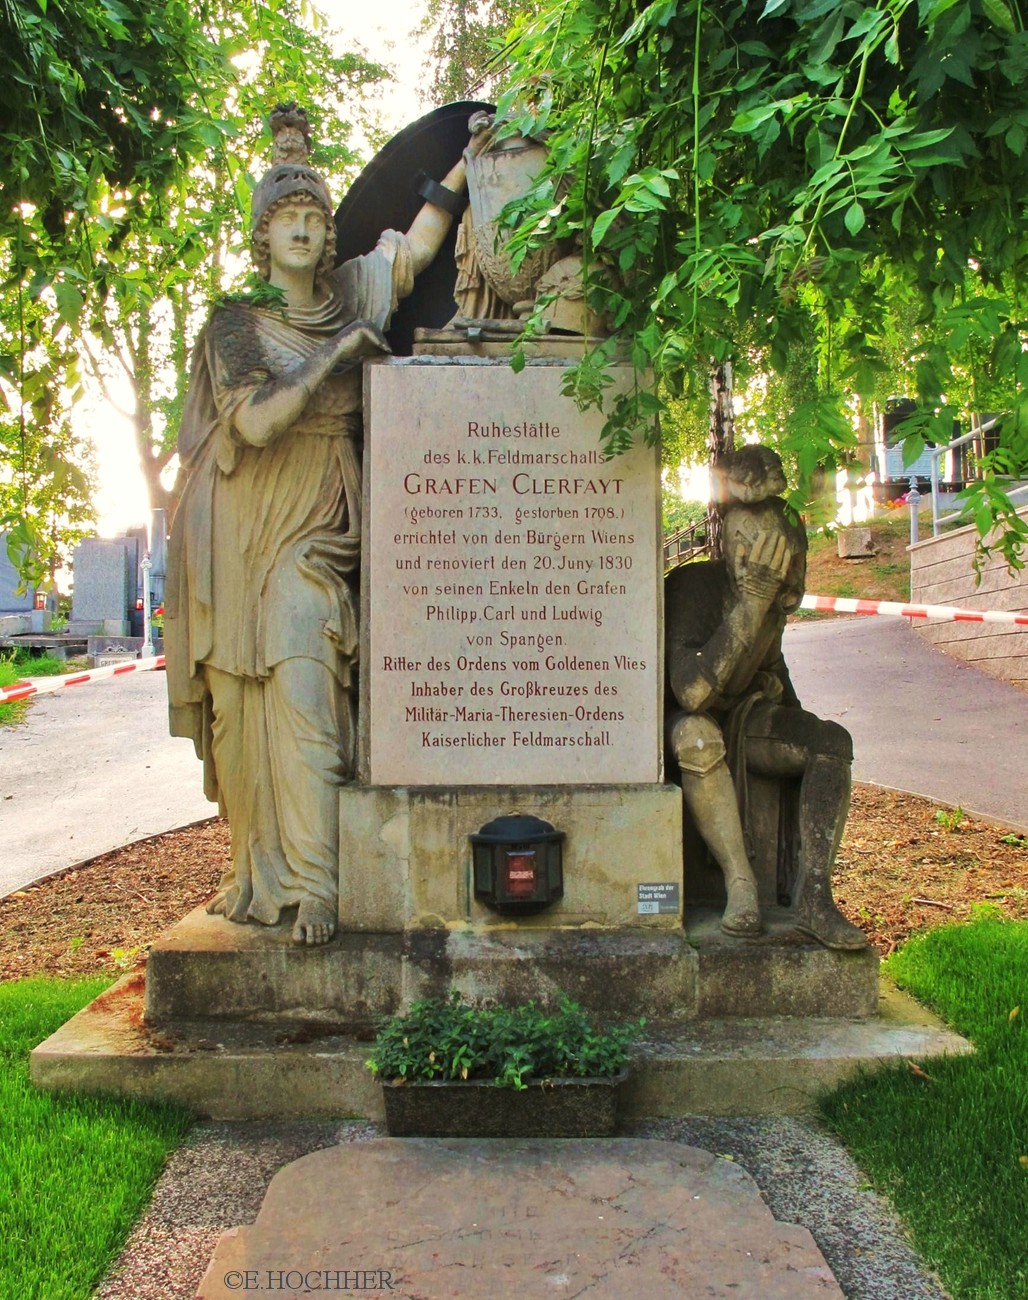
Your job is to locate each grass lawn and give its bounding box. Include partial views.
[820,918,1028,1300]
[801,510,915,609]
[0,978,192,1300]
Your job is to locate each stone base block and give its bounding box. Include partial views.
[144,908,697,1026]
[144,912,406,1029]
[687,908,880,1019]
[339,783,683,931]
[69,618,130,636]
[405,928,697,1020]
[32,976,970,1121]
[144,905,880,1027]
[836,527,876,558]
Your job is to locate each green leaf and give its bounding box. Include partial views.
[844,202,866,236]
[1005,122,1027,156]
[590,206,623,246]
[983,0,1017,33]
[53,281,82,327]
[901,433,926,467]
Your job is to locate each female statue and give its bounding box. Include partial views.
[166,106,477,945]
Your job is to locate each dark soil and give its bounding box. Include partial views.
[2,784,1025,982]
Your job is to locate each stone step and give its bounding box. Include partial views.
[143,905,880,1027]
[31,973,969,1121]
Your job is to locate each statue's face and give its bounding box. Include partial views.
[272,125,307,162]
[266,198,328,278]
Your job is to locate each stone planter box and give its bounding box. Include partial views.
[381,1072,627,1138]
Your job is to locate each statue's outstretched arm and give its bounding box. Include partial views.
[406,120,495,275]
[232,320,390,447]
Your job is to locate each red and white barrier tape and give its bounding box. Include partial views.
[801,594,1028,625]
[0,654,166,704]
[3,593,1026,705]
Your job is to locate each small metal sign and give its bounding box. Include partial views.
[95,653,136,668]
[637,883,680,915]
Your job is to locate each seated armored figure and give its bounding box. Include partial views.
[665,446,867,950]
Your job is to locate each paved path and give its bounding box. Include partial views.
[784,616,1028,828]
[0,670,213,896]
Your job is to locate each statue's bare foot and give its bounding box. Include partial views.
[206,892,228,916]
[795,903,867,950]
[721,878,762,937]
[293,898,336,947]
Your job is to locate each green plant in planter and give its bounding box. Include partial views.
[367,993,643,1091]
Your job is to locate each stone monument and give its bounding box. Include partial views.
[157,103,870,1009]
[42,103,971,1136]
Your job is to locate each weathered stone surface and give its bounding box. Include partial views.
[403,928,698,1020]
[836,526,876,558]
[31,974,970,1121]
[144,910,405,1027]
[142,900,879,1029]
[339,783,683,931]
[196,1138,844,1298]
[31,973,379,1122]
[362,358,663,786]
[687,908,880,1019]
[143,907,696,1026]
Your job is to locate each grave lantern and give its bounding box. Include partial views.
[470,813,564,914]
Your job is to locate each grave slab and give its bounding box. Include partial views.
[196,1138,844,1298]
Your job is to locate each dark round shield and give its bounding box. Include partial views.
[334,101,494,356]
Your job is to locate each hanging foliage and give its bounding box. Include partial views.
[495,0,1028,564]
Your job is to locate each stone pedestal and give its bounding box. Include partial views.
[338,783,682,931]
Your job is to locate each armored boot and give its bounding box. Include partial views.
[791,754,867,950]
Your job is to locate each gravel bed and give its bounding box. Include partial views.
[95,1116,947,1299]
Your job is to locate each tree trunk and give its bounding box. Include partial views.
[706,360,734,560]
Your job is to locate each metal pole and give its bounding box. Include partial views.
[907,476,921,546]
[140,553,155,658]
[930,448,941,536]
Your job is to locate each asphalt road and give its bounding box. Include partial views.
[1,619,1025,898]
[784,615,1028,827]
[0,670,213,897]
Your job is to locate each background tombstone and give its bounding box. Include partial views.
[69,537,134,635]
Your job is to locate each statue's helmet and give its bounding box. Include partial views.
[250,104,336,281]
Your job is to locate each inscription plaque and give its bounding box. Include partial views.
[364,360,662,784]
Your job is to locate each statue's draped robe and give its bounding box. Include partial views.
[165,232,413,925]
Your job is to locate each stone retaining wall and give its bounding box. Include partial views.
[909,503,1028,688]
